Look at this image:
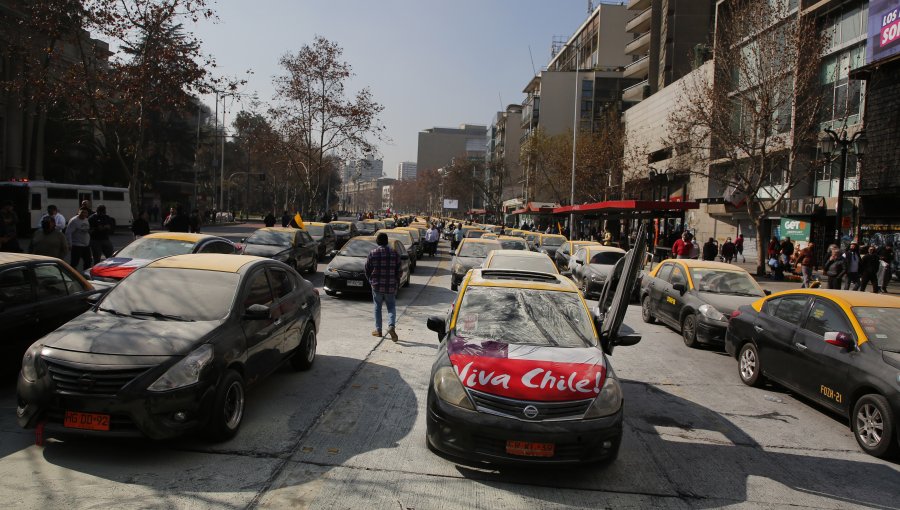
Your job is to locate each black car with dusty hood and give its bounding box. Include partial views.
[424,224,647,465]
[240,227,319,274]
[323,236,410,297]
[450,238,501,291]
[17,254,321,441]
[566,246,626,300]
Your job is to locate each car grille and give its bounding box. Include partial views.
[468,389,593,421]
[44,359,150,396]
[337,269,365,279]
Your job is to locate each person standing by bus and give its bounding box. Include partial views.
[66,207,92,269]
[29,217,69,259]
[0,200,22,252]
[132,210,151,238]
[42,205,67,231]
[89,205,115,262]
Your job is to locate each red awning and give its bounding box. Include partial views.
[510,202,559,215]
[553,200,699,215]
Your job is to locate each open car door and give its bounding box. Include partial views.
[595,223,648,355]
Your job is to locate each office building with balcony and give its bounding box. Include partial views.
[622,0,716,103]
[416,124,487,172]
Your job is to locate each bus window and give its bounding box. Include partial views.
[48,188,78,199]
[103,191,125,201]
[31,193,41,211]
[92,190,101,200]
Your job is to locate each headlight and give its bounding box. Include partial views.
[433,366,475,410]
[21,345,46,382]
[698,304,727,322]
[325,266,339,274]
[583,372,622,418]
[148,344,213,392]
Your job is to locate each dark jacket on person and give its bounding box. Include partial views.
[88,212,115,241]
[860,252,880,276]
[264,213,277,227]
[824,257,846,278]
[721,241,737,258]
[131,217,151,237]
[702,241,718,261]
[166,213,190,233]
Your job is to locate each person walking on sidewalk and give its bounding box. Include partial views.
[721,237,736,264]
[735,234,745,262]
[365,233,401,342]
[842,242,861,290]
[798,242,817,288]
[859,246,881,293]
[702,237,719,261]
[66,207,92,270]
[823,247,846,289]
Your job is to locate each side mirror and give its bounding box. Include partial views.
[426,316,446,341]
[824,331,855,350]
[561,270,573,278]
[85,292,103,304]
[764,289,772,296]
[328,250,337,257]
[243,303,271,320]
[672,283,686,294]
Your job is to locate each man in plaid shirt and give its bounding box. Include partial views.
[365,233,401,341]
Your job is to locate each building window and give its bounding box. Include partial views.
[820,43,865,127]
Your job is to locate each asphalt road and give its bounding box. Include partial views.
[0,222,897,509]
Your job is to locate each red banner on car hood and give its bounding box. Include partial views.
[448,338,606,402]
[90,257,150,280]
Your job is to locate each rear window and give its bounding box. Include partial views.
[486,255,556,274]
[246,230,293,247]
[331,223,349,231]
[306,225,324,236]
[339,239,377,257]
[116,238,196,259]
[499,239,526,250]
[853,307,900,351]
[542,236,565,247]
[458,242,499,258]
[589,252,625,265]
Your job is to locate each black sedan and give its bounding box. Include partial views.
[241,227,319,274]
[726,289,900,458]
[640,260,766,348]
[1,253,109,374]
[566,246,626,300]
[305,222,337,261]
[17,254,320,441]
[329,221,358,248]
[450,239,501,291]
[323,236,411,297]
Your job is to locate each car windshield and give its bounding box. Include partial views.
[331,223,349,231]
[499,239,526,250]
[115,238,196,259]
[454,287,595,347]
[853,307,900,351]
[690,268,763,296]
[339,239,377,257]
[384,232,412,247]
[486,255,556,273]
[357,222,377,233]
[306,225,324,236]
[542,236,565,247]
[100,268,238,321]
[405,229,420,241]
[246,230,293,247]
[458,242,499,258]
[589,251,625,265]
[466,230,487,238]
[525,234,539,242]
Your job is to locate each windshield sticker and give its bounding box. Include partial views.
[812,309,825,319]
[451,354,606,401]
[667,296,677,305]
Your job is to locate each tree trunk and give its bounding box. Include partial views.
[754,216,766,276]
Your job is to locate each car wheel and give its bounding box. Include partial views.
[682,313,699,348]
[738,342,764,387]
[207,369,245,441]
[451,280,458,292]
[403,273,411,287]
[852,394,898,458]
[641,296,656,324]
[291,325,317,371]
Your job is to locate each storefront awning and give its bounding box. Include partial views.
[510,202,559,215]
[552,199,699,215]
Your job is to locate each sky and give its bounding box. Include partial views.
[190,0,597,179]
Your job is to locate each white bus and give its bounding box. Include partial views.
[0,180,132,233]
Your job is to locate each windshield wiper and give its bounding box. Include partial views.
[97,306,128,317]
[130,310,194,322]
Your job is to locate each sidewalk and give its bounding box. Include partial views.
[729,257,899,296]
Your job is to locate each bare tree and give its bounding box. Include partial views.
[667,0,824,274]
[270,36,386,214]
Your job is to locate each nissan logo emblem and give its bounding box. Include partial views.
[77,374,96,390]
[523,405,539,419]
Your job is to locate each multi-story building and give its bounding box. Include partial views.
[487,105,524,203]
[398,161,417,181]
[416,124,486,172]
[622,0,716,102]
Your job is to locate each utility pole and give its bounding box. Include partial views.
[219,94,227,213]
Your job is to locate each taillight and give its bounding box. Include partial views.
[729,310,741,321]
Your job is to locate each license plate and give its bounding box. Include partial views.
[505,440,554,457]
[64,411,110,431]
[347,280,363,287]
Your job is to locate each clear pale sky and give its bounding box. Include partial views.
[191,0,598,178]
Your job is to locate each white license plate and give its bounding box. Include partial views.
[347,280,364,287]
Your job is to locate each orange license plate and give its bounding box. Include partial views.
[64,411,110,431]
[506,440,554,457]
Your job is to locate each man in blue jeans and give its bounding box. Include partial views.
[365,233,401,341]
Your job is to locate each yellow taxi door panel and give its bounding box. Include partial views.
[755,295,810,389]
[793,298,855,413]
[660,266,687,326]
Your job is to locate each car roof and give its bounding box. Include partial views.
[348,235,377,242]
[665,259,742,270]
[498,235,524,240]
[379,229,412,237]
[542,234,566,239]
[489,249,550,259]
[142,232,222,243]
[585,246,626,254]
[305,221,326,226]
[0,252,62,265]
[460,238,501,245]
[330,220,353,225]
[148,254,264,273]
[257,227,300,234]
[465,268,579,292]
[765,289,900,309]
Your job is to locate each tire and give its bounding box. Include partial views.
[451,280,458,292]
[738,342,764,387]
[291,325,317,371]
[682,313,699,348]
[206,370,245,442]
[641,296,656,324]
[852,394,898,458]
[403,273,411,287]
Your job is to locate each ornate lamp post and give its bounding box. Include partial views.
[819,128,866,247]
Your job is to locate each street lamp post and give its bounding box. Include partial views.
[819,128,866,247]
[569,50,580,239]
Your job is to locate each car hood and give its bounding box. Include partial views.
[697,292,763,316]
[90,257,153,280]
[447,335,607,402]
[453,256,484,271]
[242,244,291,258]
[330,256,366,272]
[40,313,220,356]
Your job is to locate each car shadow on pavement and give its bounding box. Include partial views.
[32,356,418,501]
[449,381,900,508]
